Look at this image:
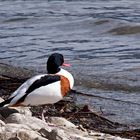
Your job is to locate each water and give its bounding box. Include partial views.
[0,0,140,127]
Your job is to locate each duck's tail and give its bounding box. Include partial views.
[0,98,13,107]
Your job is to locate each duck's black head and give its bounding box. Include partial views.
[47,53,64,74]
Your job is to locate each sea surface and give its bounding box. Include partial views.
[0,0,140,127]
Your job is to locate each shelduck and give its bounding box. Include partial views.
[0,53,74,107]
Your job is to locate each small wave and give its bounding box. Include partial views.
[108,25,140,35]
[4,17,29,23]
[49,39,91,44]
[75,74,140,93]
[94,19,110,25]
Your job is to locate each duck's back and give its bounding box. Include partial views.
[9,74,63,106]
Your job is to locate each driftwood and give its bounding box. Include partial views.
[0,62,139,139]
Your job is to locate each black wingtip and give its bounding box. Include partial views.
[0,100,7,107]
[0,98,12,107]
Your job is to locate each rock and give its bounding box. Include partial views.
[46,117,76,128]
[0,123,48,140]
[5,123,31,133]
[69,134,93,140]
[39,127,94,140]
[49,129,68,140]
[8,137,21,140]
[0,114,4,121]
[39,127,101,140]
[0,97,4,103]
[0,120,5,133]
[12,107,32,116]
[38,125,131,140]
[39,128,69,140]
[61,126,88,137]
[0,107,19,119]
[0,120,5,126]
[17,130,48,140]
[0,106,32,120]
[5,113,129,140]
[87,131,131,140]
[0,132,17,140]
[59,126,94,140]
[5,113,51,131]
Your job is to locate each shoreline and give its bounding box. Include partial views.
[0,62,139,139]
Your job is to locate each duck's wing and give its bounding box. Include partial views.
[9,74,61,106]
[10,74,47,98]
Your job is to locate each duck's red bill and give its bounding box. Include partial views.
[62,63,71,67]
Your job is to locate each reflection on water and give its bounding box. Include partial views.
[0,0,140,127]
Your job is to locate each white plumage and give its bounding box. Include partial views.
[22,81,62,106]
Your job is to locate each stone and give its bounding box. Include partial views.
[0,120,5,133]
[5,123,31,133]
[46,117,76,128]
[49,129,68,140]
[0,114,4,121]
[5,113,51,131]
[69,134,93,140]
[0,119,5,126]
[0,106,31,119]
[39,128,69,140]
[0,123,48,140]
[8,137,21,140]
[0,97,4,103]
[0,132,17,140]
[61,127,94,140]
[17,130,48,140]
[0,107,19,119]
[38,127,103,140]
[11,107,32,116]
